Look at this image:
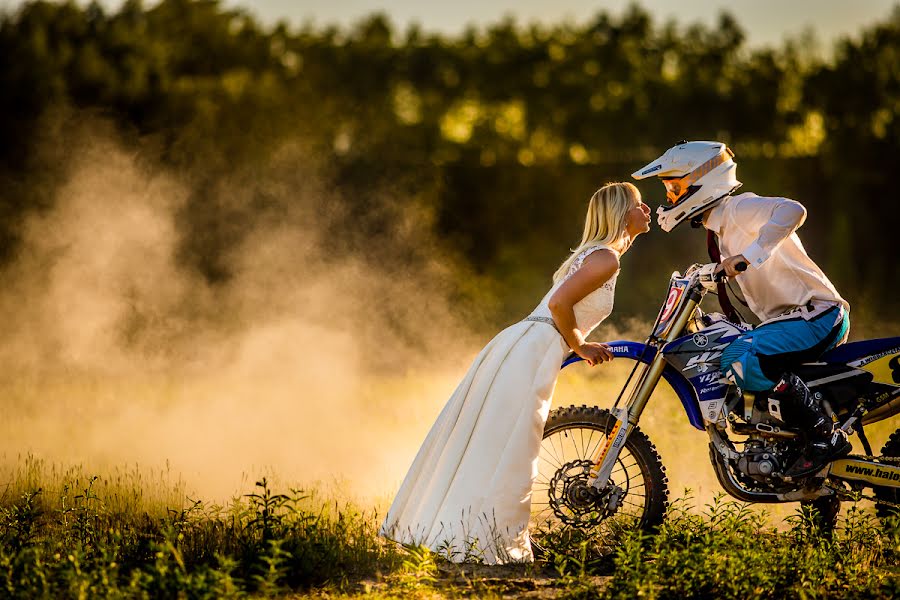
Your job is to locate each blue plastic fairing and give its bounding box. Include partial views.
[820,337,900,364]
[561,340,705,430]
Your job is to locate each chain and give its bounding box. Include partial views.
[834,487,900,510]
[832,454,900,509]
[849,454,900,464]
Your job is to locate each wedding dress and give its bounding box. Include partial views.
[380,245,618,563]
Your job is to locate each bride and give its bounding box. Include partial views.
[380,182,651,563]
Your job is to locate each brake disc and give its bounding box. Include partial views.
[547,459,622,527]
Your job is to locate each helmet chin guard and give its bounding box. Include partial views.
[632,141,742,232]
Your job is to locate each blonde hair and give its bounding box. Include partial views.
[552,182,641,283]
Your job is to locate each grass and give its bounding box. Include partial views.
[1,458,899,598]
[0,457,402,598]
[597,495,900,599]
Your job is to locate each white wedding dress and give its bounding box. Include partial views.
[379,245,618,563]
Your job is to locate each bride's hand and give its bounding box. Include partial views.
[577,342,614,366]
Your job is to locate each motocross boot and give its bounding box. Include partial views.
[771,373,852,478]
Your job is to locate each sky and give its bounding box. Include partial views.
[1,0,897,49]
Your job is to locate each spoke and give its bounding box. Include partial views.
[577,428,588,459]
[540,439,556,466]
[585,432,609,459]
[583,427,595,460]
[618,457,639,470]
[548,434,564,465]
[542,442,563,464]
[535,420,662,531]
[609,469,636,481]
[556,432,569,463]
[569,427,582,460]
[539,451,562,470]
[537,462,557,476]
[576,427,590,457]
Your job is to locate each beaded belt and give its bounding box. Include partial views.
[523,315,560,334]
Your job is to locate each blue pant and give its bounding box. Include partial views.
[720,305,849,392]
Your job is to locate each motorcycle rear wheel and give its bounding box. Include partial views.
[532,405,669,534]
[799,495,840,535]
[874,428,900,521]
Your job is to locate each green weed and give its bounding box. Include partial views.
[0,463,403,597]
[1,462,899,598]
[594,494,900,599]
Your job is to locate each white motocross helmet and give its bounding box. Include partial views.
[631,141,742,232]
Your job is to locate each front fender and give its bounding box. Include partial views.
[561,339,705,430]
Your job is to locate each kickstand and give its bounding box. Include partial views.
[853,421,873,456]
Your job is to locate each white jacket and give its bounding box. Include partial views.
[704,192,848,322]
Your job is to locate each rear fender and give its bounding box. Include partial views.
[821,336,900,424]
[562,340,705,430]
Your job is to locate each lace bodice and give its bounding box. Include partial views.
[528,245,618,338]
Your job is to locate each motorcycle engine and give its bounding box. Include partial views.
[736,439,782,482]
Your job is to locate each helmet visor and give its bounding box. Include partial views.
[660,147,734,206]
[662,178,685,204]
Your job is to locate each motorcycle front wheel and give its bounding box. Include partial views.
[532,405,669,538]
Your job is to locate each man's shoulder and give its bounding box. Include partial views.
[727,191,797,209]
[728,191,761,203]
[720,192,757,218]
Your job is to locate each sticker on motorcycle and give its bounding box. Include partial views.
[858,351,900,386]
[830,458,900,488]
[684,350,723,373]
[699,398,726,423]
[659,286,684,323]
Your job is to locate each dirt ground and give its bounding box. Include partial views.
[312,563,612,598]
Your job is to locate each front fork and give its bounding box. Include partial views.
[587,296,701,490]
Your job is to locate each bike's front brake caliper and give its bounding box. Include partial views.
[598,485,625,514]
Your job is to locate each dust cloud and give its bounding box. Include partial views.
[4,123,877,519]
[0,124,485,502]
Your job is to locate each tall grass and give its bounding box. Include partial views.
[0,458,402,597]
[1,459,899,598]
[541,493,900,600]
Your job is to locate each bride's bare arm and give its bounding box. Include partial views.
[548,249,619,366]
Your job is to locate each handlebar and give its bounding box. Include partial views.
[713,261,748,283]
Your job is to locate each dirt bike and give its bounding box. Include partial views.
[533,262,900,534]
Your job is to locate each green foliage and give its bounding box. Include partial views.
[0,474,403,597]
[395,544,438,590]
[530,491,900,599]
[1,470,899,597]
[596,495,900,599]
[0,489,43,553]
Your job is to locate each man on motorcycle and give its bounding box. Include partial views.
[632,141,851,477]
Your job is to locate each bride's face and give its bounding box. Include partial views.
[624,197,652,238]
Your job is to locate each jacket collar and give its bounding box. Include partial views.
[703,197,729,234]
